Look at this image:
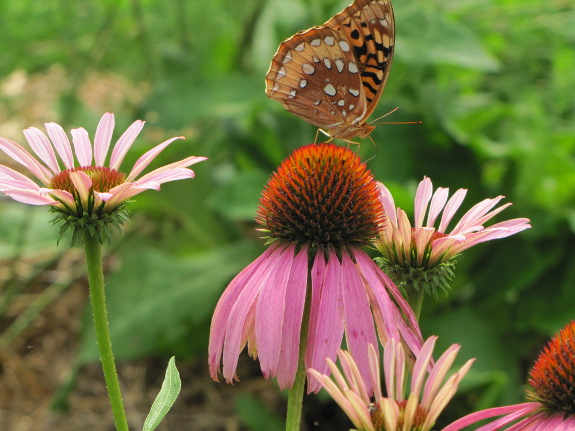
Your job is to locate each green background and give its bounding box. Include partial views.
[0,0,573,429]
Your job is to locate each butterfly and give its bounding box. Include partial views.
[265,0,395,141]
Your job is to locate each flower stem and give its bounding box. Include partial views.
[407,288,425,321]
[83,233,129,431]
[285,282,312,431]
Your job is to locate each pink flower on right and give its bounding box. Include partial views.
[376,176,531,271]
[444,320,575,431]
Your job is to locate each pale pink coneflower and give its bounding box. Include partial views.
[375,177,531,297]
[209,144,424,393]
[309,336,474,431]
[0,112,206,243]
[444,320,575,431]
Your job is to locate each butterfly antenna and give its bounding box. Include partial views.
[370,107,423,126]
[364,134,379,163]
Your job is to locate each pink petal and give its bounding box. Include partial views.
[276,246,309,388]
[45,122,75,169]
[71,127,93,166]
[450,197,505,235]
[421,342,459,408]
[410,336,436,397]
[414,177,433,228]
[208,246,278,381]
[255,245,295,380]
[109,119,145,170]
[23,127,61,174]
[0,138,53,185]
[306,250,345,393]
[442,402,539,431]
[134,155,207,184]
[377,182,398,227]
[438,189,467,233]
[0,165,42,191]
[69,171,93,212]
[340,252,378,394]
[427,187,449,227]
[94,113,115,166]
[48,189,76,209]
[1,188,58,205]
[222,245,285,382]
[133,168,196,190]
[126,137,183,181]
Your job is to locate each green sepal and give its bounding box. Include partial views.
[375,257,457,299]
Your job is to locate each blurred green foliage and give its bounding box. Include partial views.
[0,0,574,428]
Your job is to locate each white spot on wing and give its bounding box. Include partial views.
[338,41,350,52]
[312,56,320,63]
[324,84,336,96]
[284,50,293,64]
[273,83,280,91]
[335,59,344,72]
[288,90,296,99]
[349,104,355,110]
[300,79,307,88]
[311,38,321,46]
[295,42,305,52]
[348,88,360,97]
[314,100,321,106]
[302,63,315,75]
[325,36,335,46]
[348,62,358,73]
[342,110,347,117]
[277,67,286,79]
[337,100,345,106]
[323,58,332,69]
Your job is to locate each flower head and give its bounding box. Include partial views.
[375,177,531,296]
[209,144,423,392]
[309,337,474,431]
[0,113,206,243]
[444,320,575,431]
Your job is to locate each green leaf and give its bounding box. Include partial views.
[142,357,182,431]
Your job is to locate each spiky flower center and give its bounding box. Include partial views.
[527,320,575,414]
[51,166,126,193]
[256,144,383,250]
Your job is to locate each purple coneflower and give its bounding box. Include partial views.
[0,112,206,243]
[309,336,474,431]
[209,144,423,394]
[444,320,575,431]
[375,177,531,299]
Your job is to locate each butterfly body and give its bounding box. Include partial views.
[265,0,395,140]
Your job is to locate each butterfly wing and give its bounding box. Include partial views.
[328,0,395,121]
[265,25,368,132]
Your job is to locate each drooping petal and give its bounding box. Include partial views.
[94,113,115,166]
[70,127,93,167]
[442,403,540,431]
[109,119,145,170]
[255,245,295,380]
[126,137,183,181]
[133,155,206,184]
[23,127,61,174]
[450,196,505,235]
[133,167,196,190]
[69,171,93,213]
[0,165,43,191]
[276,246,308,389]
[341,252,378,394]
[306,251,345,393]
[208,245,278,381]
[45,122,75,169]
[222,245,285,382]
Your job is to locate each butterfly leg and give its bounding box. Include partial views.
[315,128,335,145]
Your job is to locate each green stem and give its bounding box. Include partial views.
[285,282,312,431]
[407,287,425,321]
[83,233,129,431]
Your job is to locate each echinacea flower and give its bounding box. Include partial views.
[309,336,474,431]
[375,177,531,297]
[444,320,575,431]
[209,144,423,393]
[0,112,206,243]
